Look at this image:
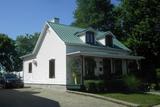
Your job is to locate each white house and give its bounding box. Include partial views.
[21,18,144,89]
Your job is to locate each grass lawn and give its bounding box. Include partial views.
[99,92,160,107]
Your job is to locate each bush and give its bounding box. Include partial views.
[154,84,160,90]
[84,80,96,92]
[105,79,125,92]
[84,80,105,93]
[95,80,105,92]
[139,83,151,92]
[122,74,141,92]
[156,68,160,81]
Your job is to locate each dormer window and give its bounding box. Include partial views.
[86,31,95,44]
[105,35,113,47]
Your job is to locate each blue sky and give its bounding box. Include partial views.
[0,0,119,39]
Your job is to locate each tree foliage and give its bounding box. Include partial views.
[0,34,17,72]
[73,0,160,83]
[113,0,160,82]
[15,33,40,71]
[73,0,114,31]
[15,32,40,56]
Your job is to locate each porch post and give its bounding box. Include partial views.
[122,59,127,75]
[111,58,113,73]
[81,55,84,86]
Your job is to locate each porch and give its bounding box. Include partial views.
[66,51,144,90]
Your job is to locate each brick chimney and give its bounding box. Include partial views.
[51,17,60,24]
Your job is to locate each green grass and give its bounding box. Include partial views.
[99,93,160,107]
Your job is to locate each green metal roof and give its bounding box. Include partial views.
[47,21,130,51]
[48,21,84,44]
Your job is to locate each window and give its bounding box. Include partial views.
[99,67,103,72]
[49,59,55,78]
[29,62,32,73]
[105,35,113,47]
[86,31,95,44]
[112,59,122,76]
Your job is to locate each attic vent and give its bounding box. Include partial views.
[51,17,60,24]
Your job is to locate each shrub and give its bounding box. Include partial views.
[95,80,105,92]
[156,68,160,81]
[105,79,125,92]
[154,84,160,90]
[84,80,105,93]
[139,83,151,92]
[122,74,141,92]
[84,80,96,92]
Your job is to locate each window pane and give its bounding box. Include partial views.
[86,31,94,44]
[49,59,55,78]
[105,35,113,47]
[86,34,89,43]
[113,59,122,76]
[91,34,95,43]
[29,63,32,73]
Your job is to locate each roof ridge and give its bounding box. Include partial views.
[47,21,84,30]
[47,21,108,34]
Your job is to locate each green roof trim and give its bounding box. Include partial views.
[47,21,130,51]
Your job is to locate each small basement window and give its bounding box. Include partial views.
[49,59,55,78]
[29,62,32,73]
[86,31,95,44]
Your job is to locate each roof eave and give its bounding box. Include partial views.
[20,53,34,59]
[20,22,49,60]
[65,42,130,53]
[67,51,145,60]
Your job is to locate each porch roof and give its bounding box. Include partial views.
[67,51,144,60]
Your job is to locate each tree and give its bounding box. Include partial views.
[0,34,17,72]
[72,0,114,31]
[15,33,40,71]
[114,0,160,82]
[15,33,40,56]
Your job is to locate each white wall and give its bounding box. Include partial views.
[98,38,105,46]
[79,35,85,43]
[23,59,35,83]
[23,26,66,85]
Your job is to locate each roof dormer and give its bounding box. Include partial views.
[105,34,113,47]
[86,31,95,44]
[75,28,96,45]
[97,31,114,47]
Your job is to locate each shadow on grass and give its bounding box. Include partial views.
[0,88,60,107]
